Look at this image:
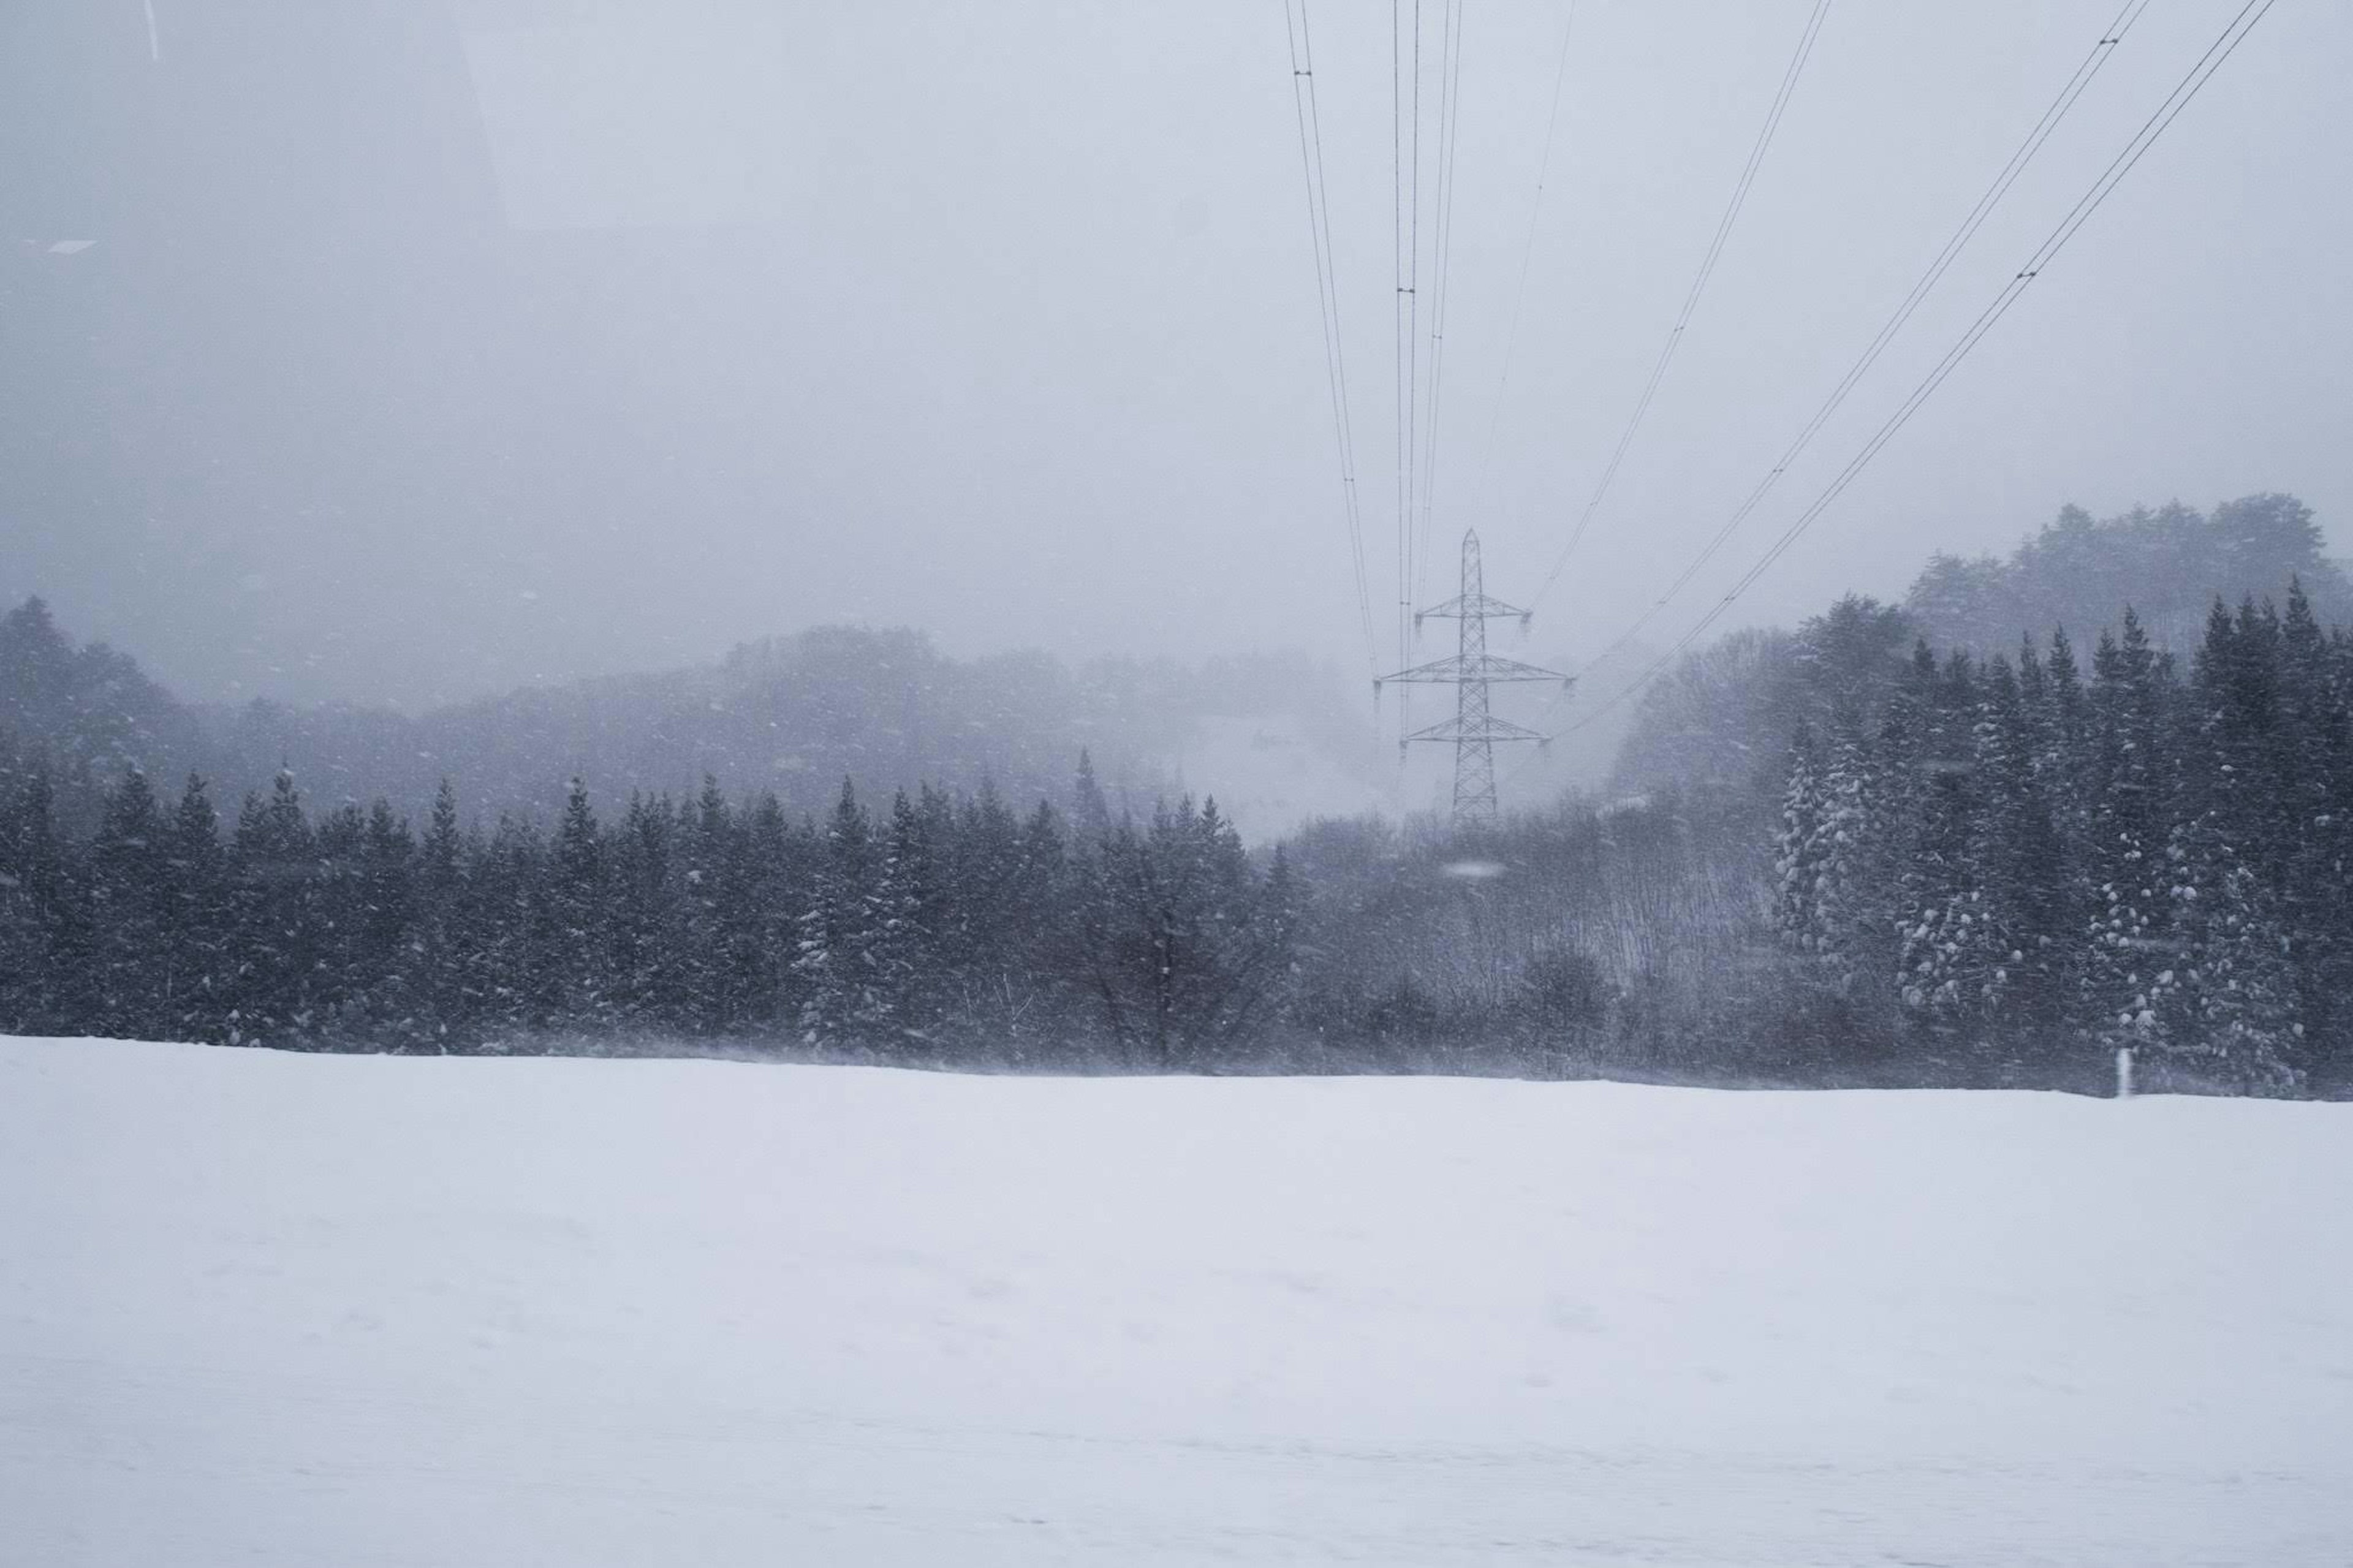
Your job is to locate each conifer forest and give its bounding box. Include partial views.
[5,498,2350,1096]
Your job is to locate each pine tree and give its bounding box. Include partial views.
[162,774,228,1039]
[358,799,419,1048]
[88,767,170,1037]
[1773,723,1829,956]
[411,779,466,1050]
[673,776,731,1034]
[472,814,543,1044]
[224,771,321,1046]
[608,792,681,1031]
[547,778,609,1032]
[1895,651,2009,1054]
[1810,715,1889,997]
[794,778,874,1050]
[734,791,798,1034]
[2161,599,2302,1091]
[1072,749,1113,849]
[0,764,67,1031]
[857,789,932,1052]
[2080,610,2178,1066]
[1993,640,2075,1050]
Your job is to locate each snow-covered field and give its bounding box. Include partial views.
[4,1037,2349,1565]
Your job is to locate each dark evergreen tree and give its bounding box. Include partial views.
[224,771,321,1046]
[0,764,69,1031]
[2081,612,2178,1066]
[162,774,229,1039]
[87,767,171,1037]
[794,779,877,1050]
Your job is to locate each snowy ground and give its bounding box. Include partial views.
[4,1038,2349,1565]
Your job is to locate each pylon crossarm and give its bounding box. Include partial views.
[1417,591,1532,622]
[1376,653,1572,686]
[1401,715,1550,745]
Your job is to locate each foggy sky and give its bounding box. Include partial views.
[4,0,2347,719]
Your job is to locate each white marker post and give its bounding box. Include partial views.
[2115,1045,2134,1100]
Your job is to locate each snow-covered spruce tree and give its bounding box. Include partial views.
[1006,796,1078,1056]
[607,792,681,1034]
[356,797,422,1048]
[2156,599,2302,1093]
[859,788,935,1052]
[2031,628,2097,1004]
[1773,712,1887,1000]
[1772,722,1828,954]
[408,778,466,1051]
[450,812,528,1045]
[718,790,798,1036]
[87,766,170,1039]
[1892,648,2013,1056]
[0,764,70,1033]
[2081,611,2179,1071]
[545,778,610,1034]
[308,801,374,1034]
[224,770,322,1047]
[670,776,732,1034]
[1974,651,2074,1061]
[2273,580,2353,1079]
[794,778,879,1051]
[162,773,230,1042]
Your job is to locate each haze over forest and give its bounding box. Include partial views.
[6,0,2352,1095]
[6,0,2350,797]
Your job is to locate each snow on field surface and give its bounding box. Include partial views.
[4,1038,2350,1566]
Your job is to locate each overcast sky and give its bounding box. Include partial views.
[3,0,2346,715]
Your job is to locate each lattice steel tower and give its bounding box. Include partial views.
[1376,530,1571,830]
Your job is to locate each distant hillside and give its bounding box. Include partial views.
[1906,493,2350,656]
[0,604,1374,837]
[1611,492,2344,808]
[0,598,210,833]
[0,599,202,773]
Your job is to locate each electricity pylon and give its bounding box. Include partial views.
[1376,529,1571,830]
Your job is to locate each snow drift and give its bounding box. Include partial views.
[4,1037,2348,1564]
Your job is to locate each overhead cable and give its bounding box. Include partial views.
[1580,0,2154,679]
[1469,1,1581,526]
[1557,0,2281,743]
[1282,0,1379,668]
[1530,0,1836,610]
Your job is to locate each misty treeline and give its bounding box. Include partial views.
[5,492,2351,1094]
[1907,493,2352,656]
[1613,493,2348,803]
[1775,585,2353,1096]
[0,595,1361,832]
[5,681,1761,1070]
[0,753,1308,1067]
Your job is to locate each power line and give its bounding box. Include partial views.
[1412,0,1468,610]
[1578,0,2153,683]
[1392,0,1419,692]
[1406,0,1423,637]
[1530,0,1835,610]
[1552,0,2280,746]
[1281,0,1377,670]
[1470,0,1580,525]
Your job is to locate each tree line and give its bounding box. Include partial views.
[0,752,1297,1069]
[1906,493,2351,662]
[1775,581,2353,1095]
[9,578,2353,1097]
